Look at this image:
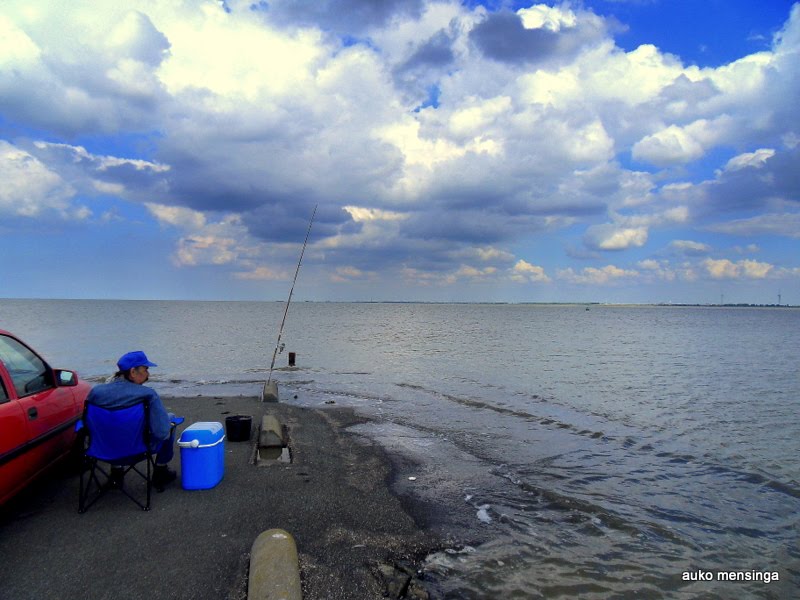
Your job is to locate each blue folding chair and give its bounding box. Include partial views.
[78,399,157,513]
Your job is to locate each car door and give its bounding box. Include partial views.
[0,367,34,501]
[0,333,79,503]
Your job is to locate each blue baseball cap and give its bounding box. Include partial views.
[117,351,157,372]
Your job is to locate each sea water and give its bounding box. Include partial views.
[2,299,798,598]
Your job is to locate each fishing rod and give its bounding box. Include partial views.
[266,204,317,387]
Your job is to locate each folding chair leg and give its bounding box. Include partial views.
[146,455,152,509]
[78,457,154,513]
[79,459,110,514]
[78,462,88,513]
[116,462,151,511]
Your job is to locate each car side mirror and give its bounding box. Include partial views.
[56,370,78,387]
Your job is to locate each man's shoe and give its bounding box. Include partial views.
[109,467,124,489]
[153,465,177,490]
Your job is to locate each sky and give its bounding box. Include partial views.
[1,0,798,304]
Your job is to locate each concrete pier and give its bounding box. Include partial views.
[0,395,444,600]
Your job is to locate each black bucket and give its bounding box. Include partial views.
[225,415,252,442]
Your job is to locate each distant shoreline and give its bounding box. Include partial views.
[3,297,798,308]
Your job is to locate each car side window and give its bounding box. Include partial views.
[0,377,7,402]
[0,335,53,397]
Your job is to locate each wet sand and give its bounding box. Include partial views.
[0,395,466,600]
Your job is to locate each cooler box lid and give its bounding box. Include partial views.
[178,421,225,448]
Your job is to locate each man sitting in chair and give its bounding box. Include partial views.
[87,351,178,488]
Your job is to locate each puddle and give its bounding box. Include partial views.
[257,446,292,464]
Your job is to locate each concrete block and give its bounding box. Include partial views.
[248,529,302,600]
[259,415,283,448]
[262,380,279,402]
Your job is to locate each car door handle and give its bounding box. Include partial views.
[28,407,38,420]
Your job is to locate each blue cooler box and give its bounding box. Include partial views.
[178,422,225,490]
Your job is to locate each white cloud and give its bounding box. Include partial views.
[370,2,463,66]
[783,132,800,149]
[1,1,798,298]
[399,263,500,287]
[582,206,689,253]
[670,239,711,255]
[707,51,773,99]
[330,266,376,283]
[557,264,639,285]
[175,234,238,266]
[146,203,207,230]
[703,258,774,279]
[708,213,800,239]
[144,203,263,270]
[105,10,170,66]
[740,259,774,278]
[637,258,698,282]
[452,264,498,280]
[401,266,441,287]
[585,224,648,250]
[475,246,514,262]
[510,259,550,283]
[720,148,775,173]
[377,114,502,184]
[31,142,169,173]
[632,117,733,166]
[518,67,579,107]
[638,259,660,270]
[625,206,689,228]
[632,125,705,165]
[565,119,614,162]
[638,259,677,281]
[344,206,408,223]
[518,5,577,32]
[0,4,171,134]
[233,265,284,281]
[156,5,324,100]
[582,43,690,106]
[321,205,408,252]
[0,141,75,217]
[445,245,516,265]
[448,96,511,138]
[0,14,41,67]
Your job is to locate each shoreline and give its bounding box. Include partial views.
[0,395,467,600]
[5,297,799,308]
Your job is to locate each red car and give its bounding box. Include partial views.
[0,330,91,505]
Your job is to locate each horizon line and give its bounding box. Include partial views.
[2,297,798,308]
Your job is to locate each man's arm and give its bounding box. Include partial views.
[147,390,172,441]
